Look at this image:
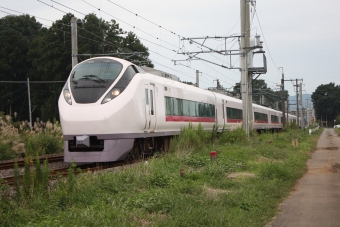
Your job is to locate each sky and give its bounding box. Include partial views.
[1,0,339,103]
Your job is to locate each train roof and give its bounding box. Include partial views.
[140,66,180,82]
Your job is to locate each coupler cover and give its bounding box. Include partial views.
[76,135,90,147]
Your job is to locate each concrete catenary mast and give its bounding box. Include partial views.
[240,0,252,135]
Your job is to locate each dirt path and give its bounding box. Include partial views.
[269,128,340,227]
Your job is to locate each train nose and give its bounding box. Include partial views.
[76,136,90,147]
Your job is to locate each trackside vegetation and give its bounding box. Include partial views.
[0,113,63,160]
[0,124,321,227]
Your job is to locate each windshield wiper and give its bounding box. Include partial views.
[79,75,106,83]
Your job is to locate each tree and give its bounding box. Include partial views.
[232,79,287,110]
[27,13,74,121]
[120,32,153,67]
[0,15,42,119]
[311,83,340,121]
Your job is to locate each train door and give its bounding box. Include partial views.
[144,84,156,132]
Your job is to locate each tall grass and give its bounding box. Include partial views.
[0,112,63,160]
[0,124,322,227]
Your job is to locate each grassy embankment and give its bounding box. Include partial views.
[0,124,321,227]
[0,113,63,160]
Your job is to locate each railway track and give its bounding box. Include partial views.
[0,155,64,171]
[1,161,125,186]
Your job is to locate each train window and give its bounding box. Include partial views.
[208,104,215,117]
[183,100,190,116]
[254,112,268,122]
[101,65,138,104]
[173,98,179,116]
[189,101,196,117]
[164,96,215,118]
[145,89,149,105]
[72,58,123,81]
[227,107,242,119]
[165,97,172,115]
[116,66,136,87]
[177,99,183,116]
[197,103,204,117]
[205,104,210,117]
[271,115,279,123]
[150,90,154,115]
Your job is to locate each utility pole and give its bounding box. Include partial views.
[196,70,199,88]
[279,67,285,127]
[27,78,32,130]
[71,17,78,68]
[174,0,265,137]
[295,79,299,128]
[299,83,303,128]
[240,0,252,135]
[286,100,289,124]
[282,78,303,127]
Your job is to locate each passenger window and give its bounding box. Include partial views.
[145,89,149,105]
[150,90,154,115]
[115,66,136,88]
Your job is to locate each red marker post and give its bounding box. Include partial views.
[210,151,217,162]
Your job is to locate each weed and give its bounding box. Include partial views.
[147,172,171,188]
[130,190,173,214]
[218,127,247,144]
[184,155,208,168]
[67,163,77,194]
[0,112,63,160]
[14,161,21,202]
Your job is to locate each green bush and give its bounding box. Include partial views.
[26,134,63,156]
[184,155,208,168]
[170,123,210,152]
[0,141,16,161]
[147,172,171,188]
[258,162,292,180]
[130,190,173,214]
[218,127,247,144]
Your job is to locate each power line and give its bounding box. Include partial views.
[0,81,65,83]
[4,3,238,90]
[106,0,180,37]
[36,0,67,14]
[0,85,27,100]
[254,7,278,70]
[50,0,86,16]
[36,0,239,89]
[81,0,179,51]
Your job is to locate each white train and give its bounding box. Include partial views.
[58,57,297,162]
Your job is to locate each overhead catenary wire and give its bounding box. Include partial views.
[2,91,28,105]
[81,0,179,51]
[34,0,240,89]
[0,7,213,88]
[253,7,278,70]
[2,3,249,91]
[36,0,67,14]
[102,0,243,74]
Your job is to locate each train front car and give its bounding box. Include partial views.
[58,57,143,162]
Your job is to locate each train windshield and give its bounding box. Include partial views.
[71,58,123,82]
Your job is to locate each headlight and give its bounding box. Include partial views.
[102,88,121,104]
[111,88,120,96]
[63,89,72,105]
